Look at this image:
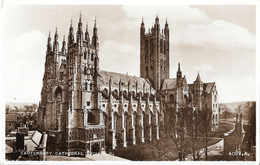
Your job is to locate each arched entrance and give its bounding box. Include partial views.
[92,143,100,154]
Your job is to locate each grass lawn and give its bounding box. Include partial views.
[113,135,222,161]
[112,120,235,161]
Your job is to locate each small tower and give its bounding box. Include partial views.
[194,72,203,110]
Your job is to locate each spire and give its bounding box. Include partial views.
[54,27,58,41]
[85,22,90,44]
[77,12,83,45]
[155,14,159,24]
[177,62,182,79]
[79,11,82,23]
[92,18,99,49]
[94,17,97,28]
[68,18,75,47]
[195,72,201,82]
[140,17,145,34]
[61,35,66,54]
[47,31,51,45]
[164,18,169,35]
[53,27,59,52]
[47,31,52,54]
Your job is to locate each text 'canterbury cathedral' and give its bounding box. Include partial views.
[38,14,219,155]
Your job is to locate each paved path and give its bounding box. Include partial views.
[185,138,224,161]
[46,155,93,161]
[85,153,130,161]
[46,153,129,161]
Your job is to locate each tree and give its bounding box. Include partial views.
[168,103,194,161]
[222,108,233,120]
[199,106,213,160]
[151,102,216,161]
[248,102,256,149]
[185,109,205,161]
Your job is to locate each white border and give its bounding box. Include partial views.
[1,0,259,165]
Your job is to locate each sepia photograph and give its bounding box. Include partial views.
[2,2,257,163]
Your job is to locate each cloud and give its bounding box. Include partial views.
[3,6,255,104]
[4,30,46,103]
[216,76,255,103]
[122,5,211,24]
[99,40,139,76]
[121,5,255,50]
[173,20,255,50]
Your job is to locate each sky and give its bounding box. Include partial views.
[2,5,256,103]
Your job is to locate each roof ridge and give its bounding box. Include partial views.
[203,82,215,84]
[100,70,140,79]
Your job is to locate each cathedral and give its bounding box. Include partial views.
[38,14,219,155]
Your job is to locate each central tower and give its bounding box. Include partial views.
[140,16,170,90]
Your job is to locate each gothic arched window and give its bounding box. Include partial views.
[184,95,188,104]
[88,112,95,124]
[113,112,118,131]
[102,89,108,99]
[60,72,64,81]
[84,66,87,75]
[90,83,93,91]
[214,95,217,102]
[84,52,87,60]
[169,94,174,103]
[55,86,62,100]
[124,112,128,129]
[133,112,137,129]
[91,53,94,61]
[123,90,128,99]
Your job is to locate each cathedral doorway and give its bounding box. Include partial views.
[91,143,100,154]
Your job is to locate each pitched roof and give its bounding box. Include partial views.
[31,131,42,146]
[6,144,13,153]
[6,114,17,122]
[188,82,215,94]
[100,70,152,91]
[161,78,177,90]
[203,82,215,94]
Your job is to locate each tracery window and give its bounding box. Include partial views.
[169,94,174,103]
